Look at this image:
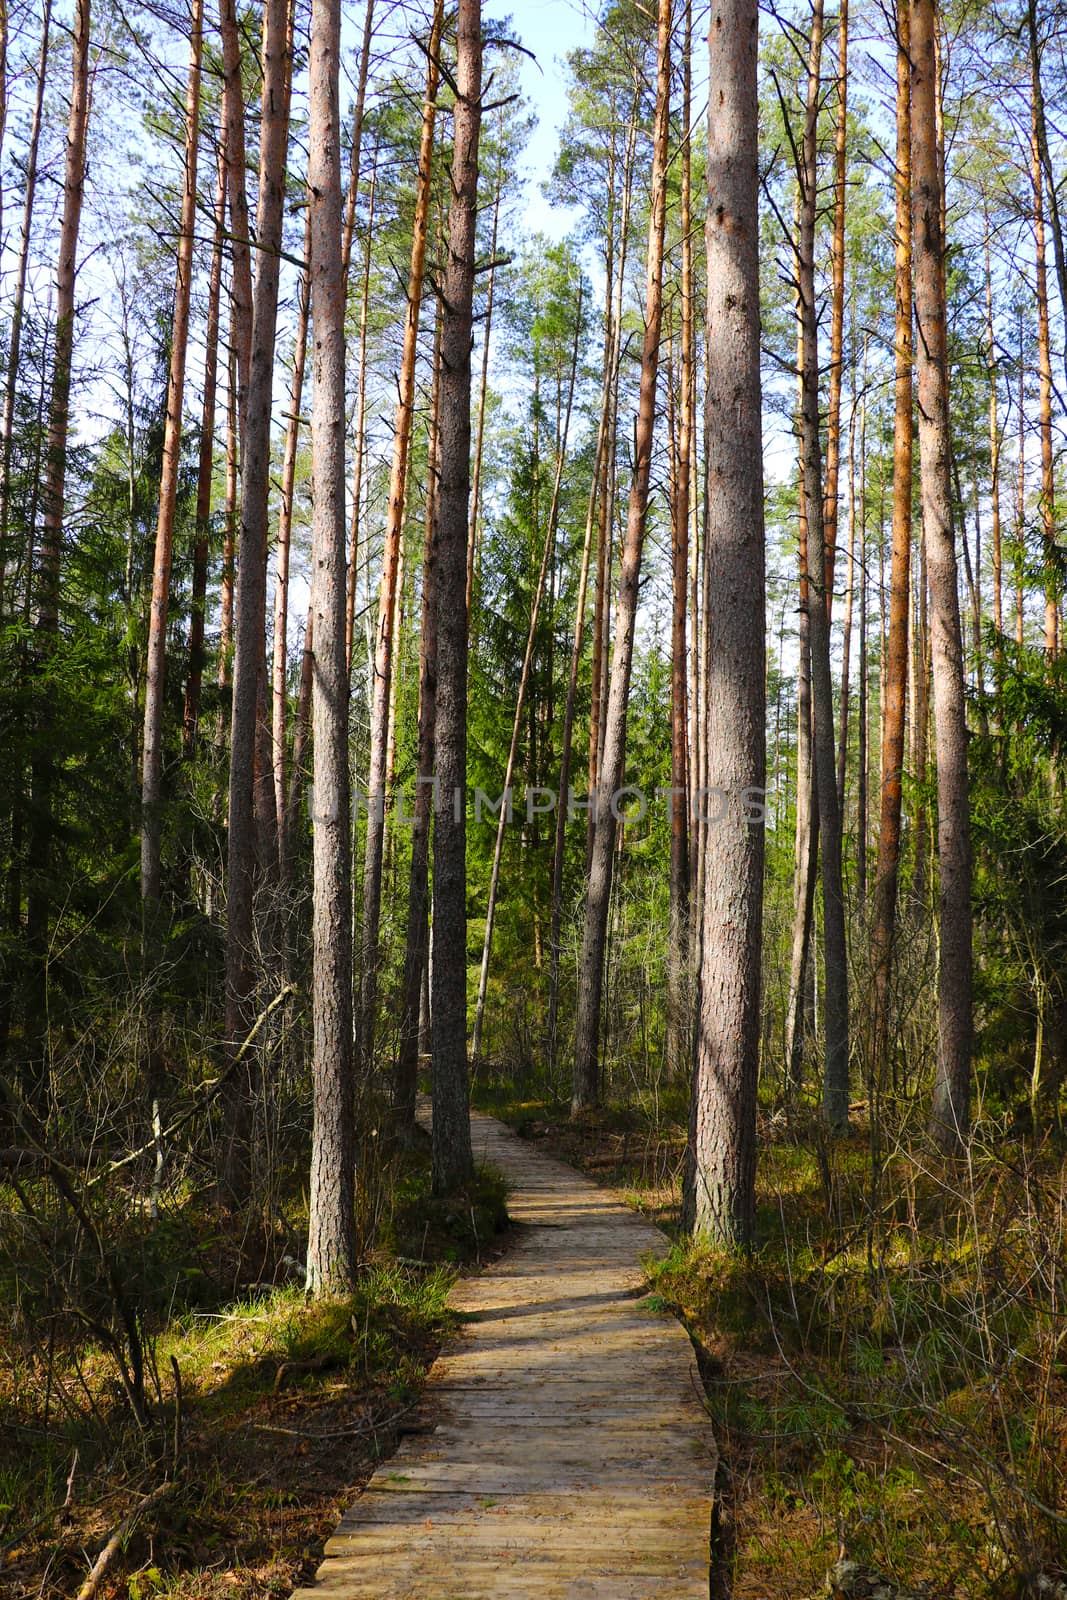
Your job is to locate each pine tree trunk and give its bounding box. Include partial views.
[218,0,254,418]
[183,145,226,760]
[985,224,1002,669]
[360,0,443,1070]
[396,300,443,1137]
[871,4,913,1090]
[0,0,50,613]
[823,0,849,604]
[686,0,765,1245]
[272,209,312,873]
[306,0,356,1296]
[667,0,693,1083]
[798,0,850,1128]
[142,0,204,908]
[572,0,672,1113]
[466,146,501,623]
[222,0,293,1197]
[911,0,973,1150]
[431,0,482,1195]
[218,332,238,690]
[1030,85,1057,657]
[345,153,377,675]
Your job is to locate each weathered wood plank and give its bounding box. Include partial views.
[291,1110,714,1597]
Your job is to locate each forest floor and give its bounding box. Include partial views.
[471,1077,1067,1600]
[0,1133,510,1600]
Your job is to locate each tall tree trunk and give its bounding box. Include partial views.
[823,0,848,605]
[911,0,973,1150]
[345,151,377,675]
[142,0,205,907]
[871,1,913,1092]
[1030,84,1057,658]
[837,381,858,810]
[471,281,582,1061]
[396,299,443,1136]
[306,0,356,1297]
[686,0,765,1245]
[183,145,226,760]
[431,0,482,1196]
[985,221,1002,667]
[222,0,293,1196]
[25,0,91,1101]
[272,209,312,872]
[798,0,850,1129]
[856,387,869,906]
[0,0,50,613]
[466,138,502,623]
[667,0,693,1083]
[218,331,238,690]
[572,0,672,1113]
[359,0,443,1070]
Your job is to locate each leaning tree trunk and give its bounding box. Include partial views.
[305,0,356,1297]
[911,0,973,1150]
[685,0,766,1246]
[431,0,482,1196]
[870,0,913,1095]
[183,145,226,760]
[222,0,292,1198]
[0,0,50,613]
[572,0,672,1114]
[359,0,443,1072]
[797,0,850,1129]
[141,0,204,909]
[25,0,91,1103]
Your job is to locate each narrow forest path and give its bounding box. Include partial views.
[292,1109,715,1599]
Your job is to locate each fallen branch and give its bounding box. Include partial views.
[74,1481,175,1600]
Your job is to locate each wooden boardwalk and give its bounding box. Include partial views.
[293,1110,715,1598]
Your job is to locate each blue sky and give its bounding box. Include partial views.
[505,0,594,237]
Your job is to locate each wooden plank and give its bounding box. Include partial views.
[291,1110,714,1598]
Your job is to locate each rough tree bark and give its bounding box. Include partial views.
[431,0,482,1195]
[305,0,356,1297]
[911,0,973,1150]
[572,0,672,1114]
[345,151,377,675]
[685,0,765,1245]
